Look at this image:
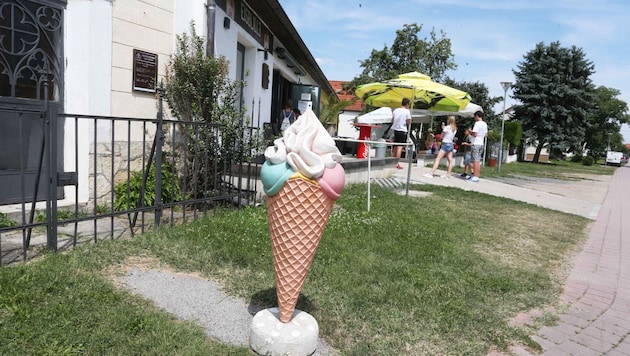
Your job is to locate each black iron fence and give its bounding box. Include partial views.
[0,94,263,266]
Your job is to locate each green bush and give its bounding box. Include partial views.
[35,209,83,223]
[570,153,583,163]
[582,156,594,166]
[114,161,182,211]
[0,212,17,228]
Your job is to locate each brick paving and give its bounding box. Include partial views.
[523,165,630,355]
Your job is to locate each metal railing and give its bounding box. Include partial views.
[0,93,263,266]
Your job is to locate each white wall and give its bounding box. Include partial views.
[111,0,175,120]
[60,0,323,204]
[64,0,114,203]
[337,112,359,139]
[65,1,112,116]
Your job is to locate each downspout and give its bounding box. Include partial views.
[206,1,216,57]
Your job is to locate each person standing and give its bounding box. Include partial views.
[467,111,487,183]
[459,127,473,178]
[391,98,411,169]
[292,108,301,121]
[424,128,435,154]
[279,100,295,132]
[424,116,457,178]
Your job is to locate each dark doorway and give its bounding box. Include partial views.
[0,0,65,204]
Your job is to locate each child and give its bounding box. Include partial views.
[459,127,473,178]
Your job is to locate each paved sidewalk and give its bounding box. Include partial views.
[521,165,630,356]
[395,162,628,355]
[393,162,609,220]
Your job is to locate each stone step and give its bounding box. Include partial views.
[373,177,403,190]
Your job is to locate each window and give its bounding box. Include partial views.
[0,0,64,101]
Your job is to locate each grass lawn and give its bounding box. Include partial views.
[1,161,612,355]
[476,159,615,180]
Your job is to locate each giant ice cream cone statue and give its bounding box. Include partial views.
[260,109,345,323]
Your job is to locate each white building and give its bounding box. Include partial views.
[0,0,336,206]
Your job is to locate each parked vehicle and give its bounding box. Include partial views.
[606,151,624,166]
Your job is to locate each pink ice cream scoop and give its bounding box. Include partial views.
[317,163,345,200]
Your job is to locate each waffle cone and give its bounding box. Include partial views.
[267,178,334,323]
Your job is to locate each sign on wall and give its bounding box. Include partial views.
[133,49,158,93]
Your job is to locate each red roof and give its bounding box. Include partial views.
[329,80,364,112]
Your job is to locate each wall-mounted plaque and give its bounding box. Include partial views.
[133,49,157,93]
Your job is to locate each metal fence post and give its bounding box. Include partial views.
[44,81,58,251]
[154,83,164,226]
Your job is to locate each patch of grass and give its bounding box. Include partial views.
[0,251,251,355]
[476,160,615,180]
[0,183,590,355]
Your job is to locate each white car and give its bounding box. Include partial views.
[606,151,623,166]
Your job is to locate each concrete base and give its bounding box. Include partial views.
[250,308,319,356]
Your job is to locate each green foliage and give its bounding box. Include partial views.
[0,212,17,228]
[487,129,501,143]
[350,23,457,87]
[582,156,594,166]
[163,22,266,198]
[34,209,82,223]
[319,94,355,127]
[583,86,629,158]
[114,162,182,211]
[503,121,523,146]
[445,79,502,124]
[570,153,583,163]
[512,41,597,163]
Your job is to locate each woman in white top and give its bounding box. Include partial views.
[425,116,457,178]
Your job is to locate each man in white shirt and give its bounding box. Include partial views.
[391,98,411,169]
[467,111,487,183]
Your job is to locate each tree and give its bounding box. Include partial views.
[512,41,596,163]
[503,121,523,155]
[163,23,265,198]
[445,79,502,124]
[319,95,355,134]
[350,23,457,87]
[583,86,629,160]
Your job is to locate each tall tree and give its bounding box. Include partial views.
[583,86,629,159]
[445,79,502,124]
[350,23,457,87]
[512,41,596,163]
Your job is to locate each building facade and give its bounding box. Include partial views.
[0,0,335,206]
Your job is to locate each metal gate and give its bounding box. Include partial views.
[0,92,262,266]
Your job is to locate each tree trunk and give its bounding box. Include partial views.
[533,141,545,163]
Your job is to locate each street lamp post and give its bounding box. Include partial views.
[498,81,512,174]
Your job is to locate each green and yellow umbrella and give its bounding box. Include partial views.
[355,72,471,112]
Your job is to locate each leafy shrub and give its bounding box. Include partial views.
[163,23,265,199]
[114,161,182,211]
[35,209,80,223]
[0,212,17,228]
[570,153,583,163]
[582,156,594,166]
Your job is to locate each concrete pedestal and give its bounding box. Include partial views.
[250,308,319,356]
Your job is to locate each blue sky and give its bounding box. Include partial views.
[278,0,630,143]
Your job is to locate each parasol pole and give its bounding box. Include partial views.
[367,141,371,212]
